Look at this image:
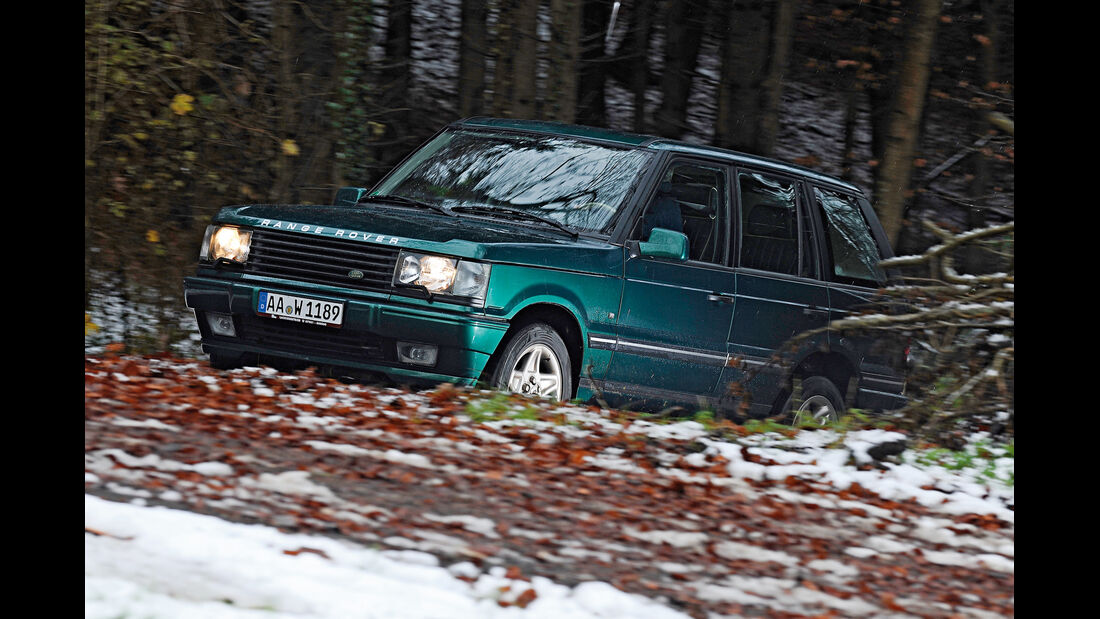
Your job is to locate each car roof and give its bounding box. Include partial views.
[452,117,863,195]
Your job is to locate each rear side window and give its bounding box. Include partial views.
[737,171,814,278]
[813,187,886,286]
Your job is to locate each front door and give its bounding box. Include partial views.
[600,160,735,413]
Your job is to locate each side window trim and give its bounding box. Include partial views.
[798,179,827,281]
[609,151,673,244]
[856,194,896,260]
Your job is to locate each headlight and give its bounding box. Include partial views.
[200,225,252,263]
[394,251,491,304]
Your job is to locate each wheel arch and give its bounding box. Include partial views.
[480,302,585,398]
[770,349,859,414]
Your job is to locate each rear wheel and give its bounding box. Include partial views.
[784,376,844,426]
[489,323,572,401]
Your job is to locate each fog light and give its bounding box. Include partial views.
[207,312,237,337]
[397,342,438,367]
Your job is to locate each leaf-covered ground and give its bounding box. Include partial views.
[85,355,1013,618]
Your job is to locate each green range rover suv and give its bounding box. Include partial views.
[184,117,907,422]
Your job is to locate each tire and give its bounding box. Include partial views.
[489,323,572,401]
[784,376,845,426]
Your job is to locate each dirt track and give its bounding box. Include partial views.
[85,355,1013,618]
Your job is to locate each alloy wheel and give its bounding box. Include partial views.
[790,394,838,426]
[506,343,563,399]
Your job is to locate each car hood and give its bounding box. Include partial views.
[215,203,622,273]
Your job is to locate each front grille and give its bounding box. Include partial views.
[237,314,385,362]
[246,228,400,293]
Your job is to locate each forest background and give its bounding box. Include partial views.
[83,0,1014,395]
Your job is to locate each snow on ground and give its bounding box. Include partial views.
[86,494,686,619]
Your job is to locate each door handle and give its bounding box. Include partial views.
[708,293,736,304]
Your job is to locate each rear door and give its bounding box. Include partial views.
[811,185,907,410]
[717,169,830,417]
[600,158,735,412]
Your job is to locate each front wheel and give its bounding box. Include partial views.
[489,323,572,401]
[783,376,844,426]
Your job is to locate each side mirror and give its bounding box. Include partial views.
[334,186,368,207]
[638,228,689,261]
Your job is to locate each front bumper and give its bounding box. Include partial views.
[184,275,510,386]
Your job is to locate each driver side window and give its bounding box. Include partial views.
[636,162,728,265]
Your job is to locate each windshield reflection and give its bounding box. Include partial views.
[372,130,652,233]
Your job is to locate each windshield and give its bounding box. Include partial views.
[371,129,653,233]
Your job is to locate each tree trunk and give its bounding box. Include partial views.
[840,72,860,182]
[273,0,297,204]
[654,0,707,139]
[331,0,374,189]
[866,10,902,178]
[491,0,516,116]
[655,0,708,137]
[755,0,795,156]
[270,1,342,204]
[576,0,610,126]
[716,0,793,155]
[379,0,413,168]
[965,0,1002,273]
[511,0,539,118]
[600,0,653,131]
[716,0,768,151]
[547,0,582,122]
[459,0,488,117]
[873,0,940,247]
[292,1,339,204]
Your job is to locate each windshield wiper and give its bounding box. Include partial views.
[450,205,578,238]
[359,194,455,217]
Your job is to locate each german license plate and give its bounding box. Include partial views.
[257,291,344,327]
